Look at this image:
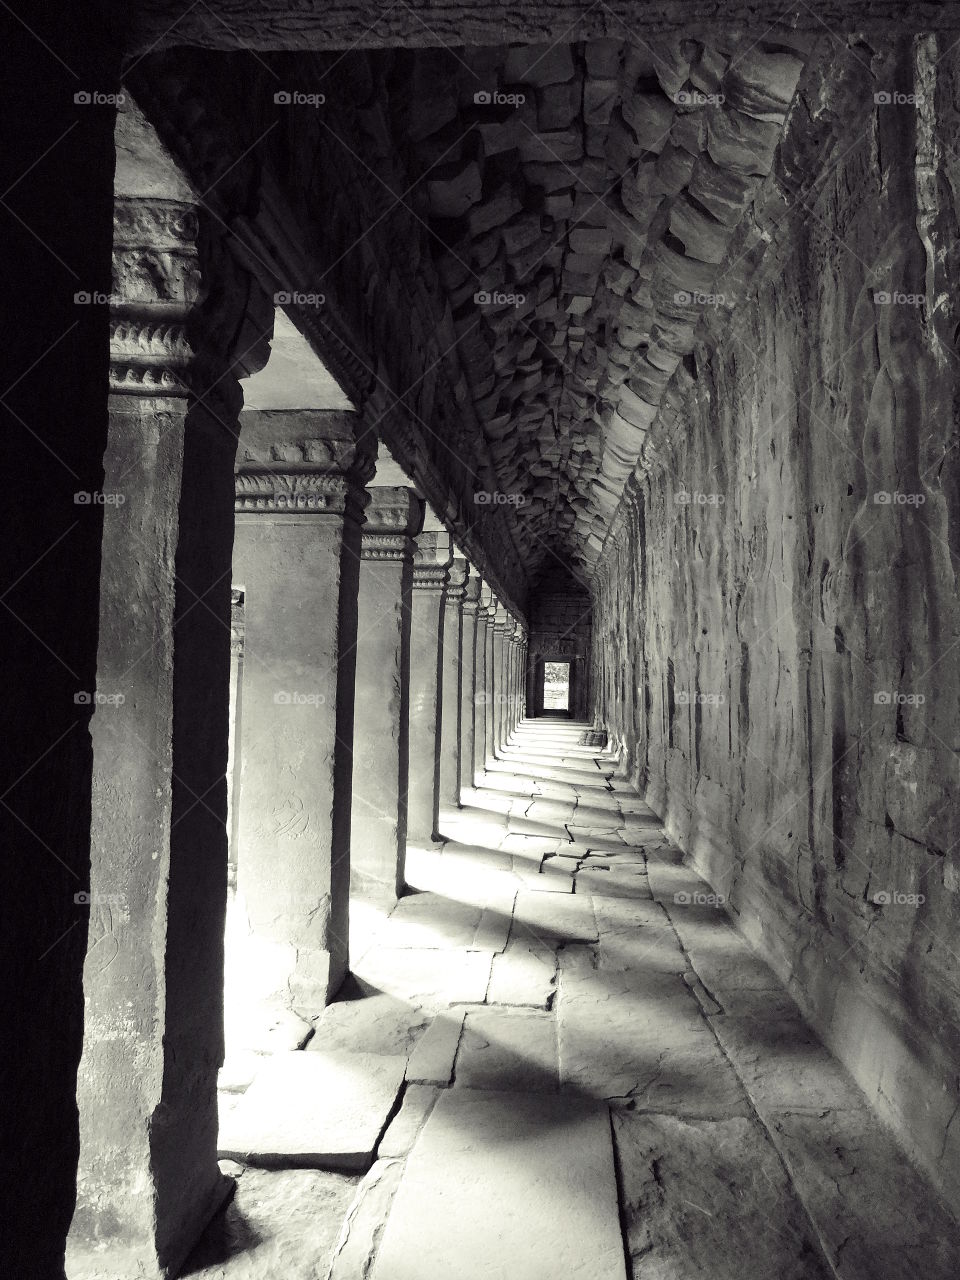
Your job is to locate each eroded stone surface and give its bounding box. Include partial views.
[180,1167,357,1279]
[455,1009,558,1092]
[218,1051,406,1170]
[613,1113,833,1279]
[371,1089,627,1280]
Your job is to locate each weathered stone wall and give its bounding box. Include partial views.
[593,37,960,1207]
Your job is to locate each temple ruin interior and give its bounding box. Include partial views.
[4,1,960,1276]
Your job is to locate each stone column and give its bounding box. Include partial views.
[439,558,469,808]
[473,585,493,780]
[483,592,500,766]
[459,574,482,797]
[232,411,374,1013]
[407,532,453,842]
[492,605,511,754]
[351,486,425,902]
[69,196,272,1280]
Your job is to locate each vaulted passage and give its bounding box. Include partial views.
[5,5,960,1277]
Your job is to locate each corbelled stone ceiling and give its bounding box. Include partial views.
[386,36,806,575]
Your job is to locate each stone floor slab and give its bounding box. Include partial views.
[353,947,493,1010]
[768,1107,960,1279]
[488,939,558,1007]
[455,1009,558,1092]
[370,1089,627,1280]
[218,1051,406,1171]
[405,1010,466,1085]
[512,890,598,946]
[377,1085,441,1158]
[612,1113,833,1280]
[180,1167,358,1279]
[308,992,430,1057]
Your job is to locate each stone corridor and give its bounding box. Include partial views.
[186,720,957,1279]
[9,5,960,1276]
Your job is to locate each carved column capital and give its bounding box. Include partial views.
[235,409,375,521]
[412,530,454,590]
[110,196,271,424]
[444,557,470,607]
[361,485,425,561]
[461,573,483,616]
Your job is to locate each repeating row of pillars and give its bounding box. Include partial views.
[70,324,528,1272]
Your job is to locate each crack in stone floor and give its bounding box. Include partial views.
[186,720,960,1279]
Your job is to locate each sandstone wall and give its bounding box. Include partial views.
[593,37,960,1207]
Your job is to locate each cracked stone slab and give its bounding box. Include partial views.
[373,894,485,950]
[612,1113,834,1279]
[308,993,431,1058]
[455,1009,558,1092]
[710,1016,866,1115]
[370,1089,627,1280]
[767,1107,960,1279]
[377,1085,441,1159]
[488,939,558,1007]
[218,1051,406,1171]
[405,1010,467,1085]
[328,1158,405,1280]
[512,890,598,946]
[179,1167,358,1279]
[574,866,653,899]
[353,948,494,1011]
[558,964,748,1112]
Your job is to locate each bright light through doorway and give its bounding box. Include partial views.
[543,661,570,712]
